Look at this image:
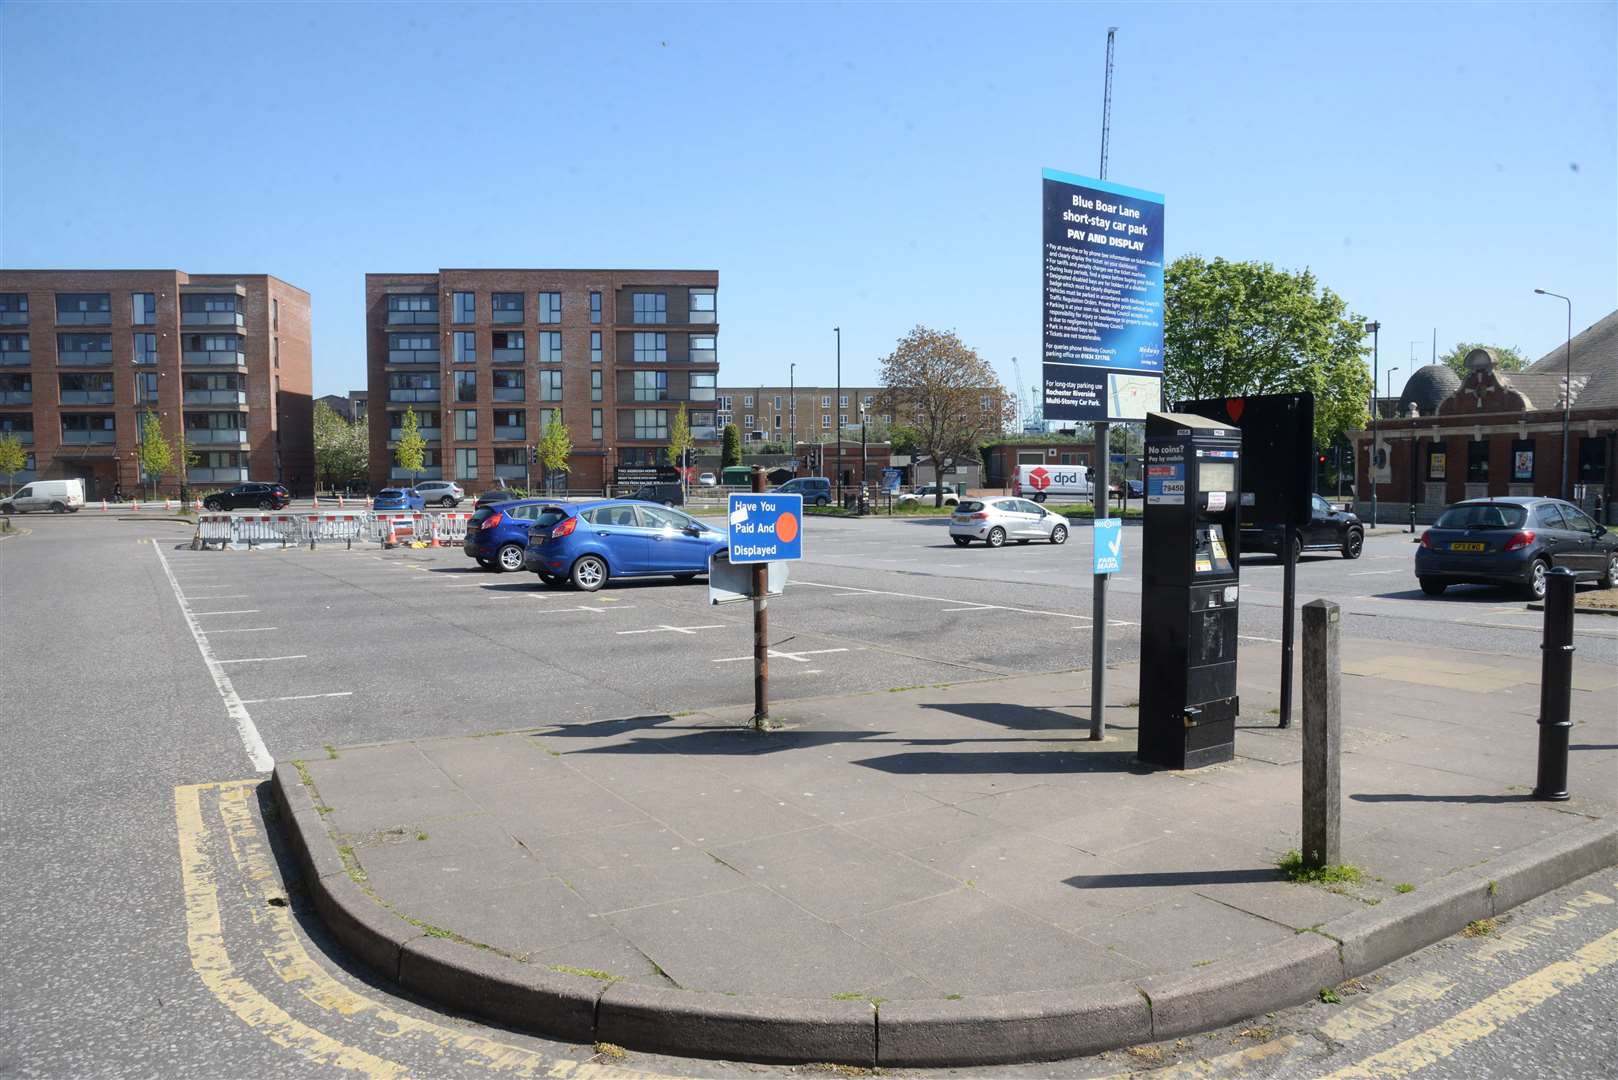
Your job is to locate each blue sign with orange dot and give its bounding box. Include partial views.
[727,493,804,563]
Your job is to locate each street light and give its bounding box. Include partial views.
[1534,289,1574,500]
[789,362,796,456]
[859,403,869,494]
[833,326,842,506]
[1364,320,1381,526]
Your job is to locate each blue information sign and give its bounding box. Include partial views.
[727,493,804,563]
[1092,518,1123,576]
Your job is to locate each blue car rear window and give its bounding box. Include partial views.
[534,506,571,528]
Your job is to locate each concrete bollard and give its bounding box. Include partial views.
[1301,598,1342,869]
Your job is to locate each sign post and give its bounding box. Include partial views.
[726,468,804,729]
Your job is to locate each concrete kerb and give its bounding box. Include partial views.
[270,764,1617,1068]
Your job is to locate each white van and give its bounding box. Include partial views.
[1,478,86,514]
[1012,464,1092,503]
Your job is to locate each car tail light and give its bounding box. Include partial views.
[550,515,578,539]
[1419,530,1432,548]
[1503,530,1535,552]
[481,512,503,530]
[968,511,989,520]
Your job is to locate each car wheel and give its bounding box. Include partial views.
[952,536,971,547]
[814,496,829,507]
[986,526,1006,548]
[51,502,66,514]
[257,499,272,510]
[1419,577,1447,597]
[1342,529,1363,560]
[441,496,455,508]
[1524,558,1550,600]
[571,555,608,592]
[1600,553,1617,590]
[496,543,525,572]
[1051,524,1068,545]
[204,499,221,512]
[1,504,11,515]
[1288,533,1303,563]
[1032,493,1047,503]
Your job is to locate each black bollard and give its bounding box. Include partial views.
[1533,567,1576,801]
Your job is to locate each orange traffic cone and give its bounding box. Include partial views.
[384,521,398,549]
[312,493,321,509]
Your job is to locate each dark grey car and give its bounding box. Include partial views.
[1415,497,1617,598]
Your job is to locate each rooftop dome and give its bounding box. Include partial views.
[1398,363,1461,417]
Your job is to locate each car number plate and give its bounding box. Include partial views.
[1449,542,1486,552]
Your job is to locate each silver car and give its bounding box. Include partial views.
[414,480,464,507]
[949,497,1069,547]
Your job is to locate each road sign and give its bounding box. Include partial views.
[726,493,803,563]
[708,553,788,605]
[1093,517,1123,575]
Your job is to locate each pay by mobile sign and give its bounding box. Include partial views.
[1041,168,1165,423]
[726,493,804,562]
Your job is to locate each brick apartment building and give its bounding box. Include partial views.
[715,385,888,446]
[365,270,717,491]
[0,270,311,498]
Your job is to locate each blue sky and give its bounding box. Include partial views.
[3,1,1613,400]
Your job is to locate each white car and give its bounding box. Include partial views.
[896,484,961,506]
[949,497,1069,548]
[1,478,85,514]
[414,480,464,507]
[698,472,717,486]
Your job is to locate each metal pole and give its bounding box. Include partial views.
[1279,519,1296,730]
[1367,321,1380,527]
[1535,290,1572,501]
[1090,421,1109,741]
[834,327,842,507]
[789,362,796,458]
[1533,568,1575,800]
[751,465,769,729]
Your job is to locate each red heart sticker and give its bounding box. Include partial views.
[1226,398,1245,423]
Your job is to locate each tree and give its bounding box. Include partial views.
[174,430,200,499]
[313,401,367,491]
[1163,256,1372,447]
[666,403,693,491]
[878,326,1017,506]
[1438,342,1527,377]
[887,423,921,457]
[0,432,25,493]
[137,410,173,499]
[721,424,742,468]
[537,412,572,494]
[394,406,427,484]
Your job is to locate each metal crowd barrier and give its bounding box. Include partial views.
[192,509,469,550]
[431,513,473,545]
[303,512,368,549]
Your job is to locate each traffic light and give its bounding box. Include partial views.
[529,445,538,465]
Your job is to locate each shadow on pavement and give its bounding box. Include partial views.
[919,701,1094,733]
[1350,793,1536,805]
[1063,867,1280,889]
[853,749,1147,776]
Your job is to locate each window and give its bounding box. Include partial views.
[56,333,113,362]
[539,369,563,402]
[132,293,157,325]
[455,371,478,402]
[822,414,831,430]
[744,395,754,407]
[56,293,111,324]
[690,334,716,363]
[744,414,755,428]
[1562,503,1598,532]
[0,373,32,403]
[862,395,874,407]
[634,409,668,440]
[839,394,849,408]
[491,293,523,323]
[452,292,476,324]
[590,370,602,401]
[388,372,440,402]
[774,415,781,430]
[538,407,561,432]
[453,331,476,363]
[980,395,991,411]
[690,372,716,401]
[1511,439,1535,483]
[492,369,524,400]
[1577,437,1608,484]
[183,333,244,362]
[271,298,279,331]
[689,289,716,323]
[454,409,477,441]
[591,408,603,440]
[387,294,438,323]
[494,410,525,438]
[0,294,28,322]
[720,395,731,410]
[634,370,667,401]
[455,448,478,479]
[492,331,524,360]
[133,333,158,365]
[632,332,666,363]
[821,396,831,408]
[1466,440,1489,482]
[539,331,562,362]
[773,395,782,411]
[840,414,848,427]
[591,330,602,362]
[273,338,279,369]
[590,291,602,324]
[538,292,562,324]
[632,292,667,324]
[136,371,160,403]
[388,333,438,362]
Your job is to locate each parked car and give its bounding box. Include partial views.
[1243,494,1365,561]
[463,498,554,571]
[372,487,426,512]
[1,478,85,514]
[1416,497,1617,599]
[698,472,718,487]
[1110,479,1145,499]
[630,482,685,507]
[773,476,832,506]
[1012,464,1091,503]
[475,488,520,507]
[200,482,291,512]
[414,479,464,508]
[898,483,963,507]
[523,499,728,591]
[949,497,1070,548]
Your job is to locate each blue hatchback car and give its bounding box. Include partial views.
[373,486,426,512]
[523,499,728,591]
[464,499,553,572]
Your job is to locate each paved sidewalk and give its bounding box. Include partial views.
[277,637,1616,1066]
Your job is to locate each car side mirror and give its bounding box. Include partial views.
[683,525,702,536]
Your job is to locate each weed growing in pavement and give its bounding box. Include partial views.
[1318,987,1342,1004]
[1395,883,1415,894]
[1125,1045,1164,1063]
[334,845,368,885]
[323,745,339,760]
[831,992,864,1000]
[1488,880,1499,897]
[415,832,428,841]
[550,964,623,983]
[1463,918,1497,937]
[1277,850,1364,885]
[1237,1026,1274,1041]
[943,993,963,1000]
[799,1064,873,1077]
[592,1042,627,1060]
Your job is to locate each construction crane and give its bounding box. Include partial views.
[1010,356,1027,431]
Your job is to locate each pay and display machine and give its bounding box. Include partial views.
[1139,412,1243,769]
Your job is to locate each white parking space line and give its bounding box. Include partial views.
[216,655,308,664]
[180,593,250,600]
[150,541,275,774]
[190,609,262,616]
[206,627,279,633]
[713,647,850,664]
[618,624,725,636]
[1348,569,1407,576]
[793,579,1095,622]
[941,605,1002,613]
[238,692,355,705]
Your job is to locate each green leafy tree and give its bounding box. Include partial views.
[313,401,367,491]
[137,410,173,499]
[538,412,572,494]
[174,430,200,499]
[666,403,693,490]
[887,423,921,457]
[878,326,1016,506]
[0,432,26,493]
[1438,342,1527,377]
[721,423,742,467]
[1163,256,1372,447]
[394,406,427,484]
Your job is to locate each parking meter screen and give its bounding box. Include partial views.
[1198,462,1235,492]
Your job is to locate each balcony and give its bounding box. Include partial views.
[182,310,245,328]
[59,390,115,405]
[493,425,526,441]
[390,466,442,480]
[386,308,439,326]
[1,430,33,444]
[55,311,111,326]
[491,348,525,364]
[493,387,524,402]
[0,351,29,366]
[189,467,249,484]
[1,391,33,405]
[60,429,116,445]
[690,425,719,441]
[184,389,248,406]
[186,428,250,446]
[183,349,246,366]
[387,348,441,365]
[388,388,441,403]
[57,350,112,366]
[491,310,523,325]
[0,313,27,326]
[495,463,526,480]
[389,427,442,443]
